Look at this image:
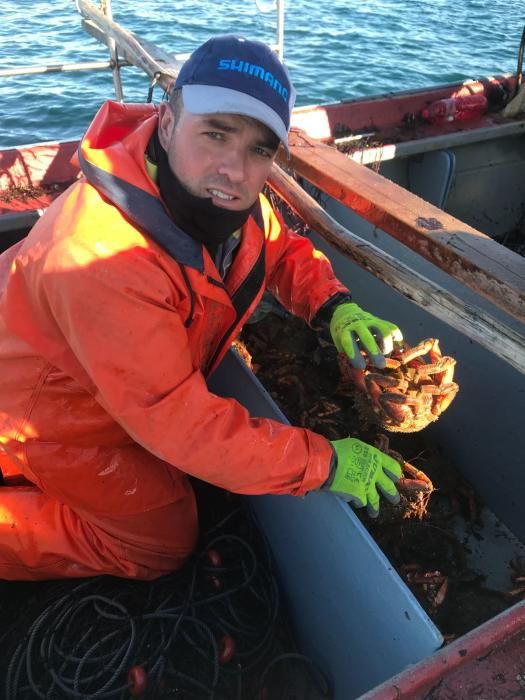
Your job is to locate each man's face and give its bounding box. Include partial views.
[158,102,279,211]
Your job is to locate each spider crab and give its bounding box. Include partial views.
[339,338,459,433]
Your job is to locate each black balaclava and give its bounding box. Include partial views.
[148,130,255,256]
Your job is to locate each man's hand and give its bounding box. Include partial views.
[329,302,403,369]
[325,437,402,517]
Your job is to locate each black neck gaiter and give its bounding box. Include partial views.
[148,130,254,255]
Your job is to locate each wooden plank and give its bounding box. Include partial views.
[268,165,525,375]
[283,130,525,322]
[77,1,183,91]
[82,19,185,69]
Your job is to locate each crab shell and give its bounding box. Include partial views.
[340,338,459,433]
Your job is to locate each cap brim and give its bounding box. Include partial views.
[181,85,289,151]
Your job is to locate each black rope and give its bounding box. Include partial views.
[3,501,332,699]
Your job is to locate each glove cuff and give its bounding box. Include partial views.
[321,444,339,490]
[311,292,353,332]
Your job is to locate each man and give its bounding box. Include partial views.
[0,35,403,580]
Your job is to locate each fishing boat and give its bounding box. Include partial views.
[1,1,525,697]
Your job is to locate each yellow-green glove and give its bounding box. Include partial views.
[326,437,402,517]
[329,302,403,369]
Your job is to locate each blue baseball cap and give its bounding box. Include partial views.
[174,35,296,150]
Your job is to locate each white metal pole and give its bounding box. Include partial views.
[0,60,130,78]
[102,0,124,101]
[276,0,285,59]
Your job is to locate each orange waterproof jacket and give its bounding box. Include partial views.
[0,101,348,526]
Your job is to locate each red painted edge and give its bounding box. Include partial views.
[359,600,525,699]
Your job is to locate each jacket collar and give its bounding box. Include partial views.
[78,148,205,271]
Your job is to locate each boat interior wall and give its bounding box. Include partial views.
[208,350,443,700]
[444,134,525,239]
[350,136,525,242]
[385,150,456,210]
[0,141,78,191]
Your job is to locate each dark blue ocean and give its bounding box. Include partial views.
[0,0,521,148]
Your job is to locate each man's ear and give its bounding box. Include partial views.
[158,102,174,151]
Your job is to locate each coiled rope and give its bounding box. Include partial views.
[3,504,332,699]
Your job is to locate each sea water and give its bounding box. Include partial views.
[0,0,521,147]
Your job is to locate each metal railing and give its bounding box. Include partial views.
[0,59,130,79]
